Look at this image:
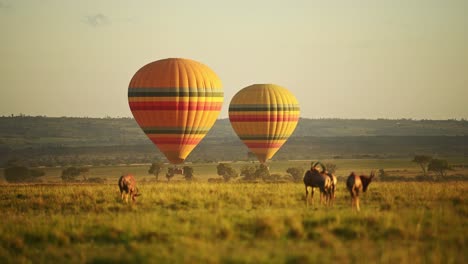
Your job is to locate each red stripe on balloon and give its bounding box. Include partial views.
[130,101,222,111]
[229,115,299,122]
[150,137,202,145]
[244,142,284,148]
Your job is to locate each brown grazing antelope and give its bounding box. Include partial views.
[118,174,140,203]
[303,162,333,207]
[346,171,375,211]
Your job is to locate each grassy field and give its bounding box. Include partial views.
[0,160,467,263]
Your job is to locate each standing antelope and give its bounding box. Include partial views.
[303,162,333,207]
[346,171,375,211]
[118,174,140,203]
[326,172,338,205]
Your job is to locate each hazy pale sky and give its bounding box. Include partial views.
[1,0,467,119]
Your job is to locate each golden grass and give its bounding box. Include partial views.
[0,180,466,263]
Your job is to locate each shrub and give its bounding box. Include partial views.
[86,177,106,184]
[183,166,194,181]
[255,164,270,181]
[428,159,451,179]
[148,161,164,180]
[240,165,257,180]
[61,167,89,182]
[286,167,304,182]
[216,163,239,182]
[4,159,45,183]
[378,168,388,179]
[240,164,270,181]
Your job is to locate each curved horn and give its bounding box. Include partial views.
[315,161,327,173]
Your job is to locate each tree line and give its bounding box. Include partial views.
[1,155,458,183]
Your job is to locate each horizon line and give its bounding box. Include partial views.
[2,113,467,122]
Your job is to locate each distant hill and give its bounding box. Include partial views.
[1,116,467,166]
[211,118,468,138]
[1,116,466,149]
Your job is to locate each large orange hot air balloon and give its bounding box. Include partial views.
[229,84,300,163]
[128,58,223,164]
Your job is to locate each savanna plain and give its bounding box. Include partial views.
[1,159,467,264]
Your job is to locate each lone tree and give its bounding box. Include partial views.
[148,161,164,180]
[286,167,304,182]
[216,163,239,182]
[412,155,432,176]
[61,167,89,182]
[428,159,451,179]
[3,159,45,183]
[182,166,194,181]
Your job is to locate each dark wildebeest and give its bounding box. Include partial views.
[118,174,140,203]
[303,162,333,207]
[346,171,375,211]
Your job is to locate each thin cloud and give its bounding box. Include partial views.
[83,13,110,27]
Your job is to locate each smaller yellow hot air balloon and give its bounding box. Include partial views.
[229,84,300,163]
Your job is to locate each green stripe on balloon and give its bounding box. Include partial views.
[229,104,300,111]
[128,88,223,98]
[238,135,291,140]
[143,127,212,134]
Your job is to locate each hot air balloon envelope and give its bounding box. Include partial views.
[229,84,300,163]
[128,58,223,164]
